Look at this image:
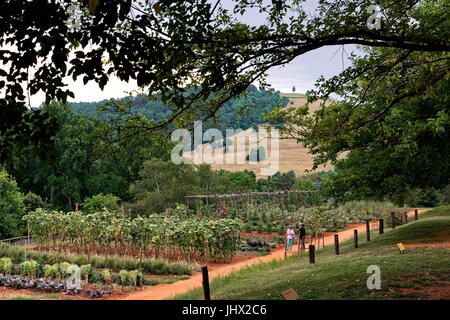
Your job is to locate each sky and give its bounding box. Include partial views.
[10,0,360,106]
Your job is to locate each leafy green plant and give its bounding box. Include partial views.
[20,260,38,278]
[102,268,111,285]
[129,270,139,287]
[72,255,89,266]
[80,264,91,282]
[44,263,59,279]
[119,270,130,287]
[0,257,13,275]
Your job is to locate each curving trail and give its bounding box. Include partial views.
[119,209,428,300]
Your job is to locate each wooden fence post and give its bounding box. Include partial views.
[334,234,340,255]
[379,219,384,234]
[366,220,370,241]
[202,266,211,300]
[354,230,358,248]
[309,245,315,264]
[415,209,419,221]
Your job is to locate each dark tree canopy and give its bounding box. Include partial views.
[1,0,449,162]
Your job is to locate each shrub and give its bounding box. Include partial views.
[90,270,104,284]
[80,264,91,282]
[416,188,442,207]
[124,258,138,270]
[90,256,105,268]
[82,193,121,213]
[129,270,139,287]
[152,260,166,274]
[59,262,71,276]
[72,255,89,266]
[167,263,192,276]
[119,270,130,287]
[0,257,13,275]
[20,260,38,278]
[44,263,59,279]
[102,269,111,284]
[46,253,61,265]
[6,246,23,263]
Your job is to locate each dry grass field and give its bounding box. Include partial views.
[183,93,333,178]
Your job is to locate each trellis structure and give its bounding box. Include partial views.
[186,190,320,214]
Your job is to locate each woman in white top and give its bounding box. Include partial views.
[286,226,295,251]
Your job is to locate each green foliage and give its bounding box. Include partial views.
[24,209,241,263]
[294,177,315,191]
[0,170,25,238]
[72,255,89,266]
[416,189,442,207]
[80,264,92,281]
[44,263,59,279]
[119,270,130,287]
[0,257,13,275]
[59,262,71,275]
[23,192,49,212]
[102,268,111,284]
[1,0,447,176]
[271,48,450,203]
[82,193,121,213]
[20,260,38,278]
[7,102,169,211]
[129,159,200,214]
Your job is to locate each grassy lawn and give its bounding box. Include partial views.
[175,206,450,300]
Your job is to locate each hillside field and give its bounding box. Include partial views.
[184,93,333,178]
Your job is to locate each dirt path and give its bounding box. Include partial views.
[119,209,429,300]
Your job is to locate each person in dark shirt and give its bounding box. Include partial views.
[298,223,306,251]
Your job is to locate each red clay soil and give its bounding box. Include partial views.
[400,284,450,300]
[118,209,429,300]
[404,242,450,249]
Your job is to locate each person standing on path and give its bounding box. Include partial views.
[286,226,295,251]
[298,223,306,252]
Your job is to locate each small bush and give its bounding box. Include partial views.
[72,255,89,266]
[119,270,130,287]
[90,270,104,284]
[129,270,139,287]
[124,258,138,270]
[80,264,92,281]
[46,253,61,265]
[0,257,13,275]
[102,269,111,284]
[44,263,59,279]
[20,260,38,278]
[168,263,193,276]
[59,262,71,276]
[90,256,105,268]
[416,188,442,207]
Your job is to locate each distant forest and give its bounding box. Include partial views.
[70,85,289,139]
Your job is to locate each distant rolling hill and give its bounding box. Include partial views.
[183,93,333,178]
